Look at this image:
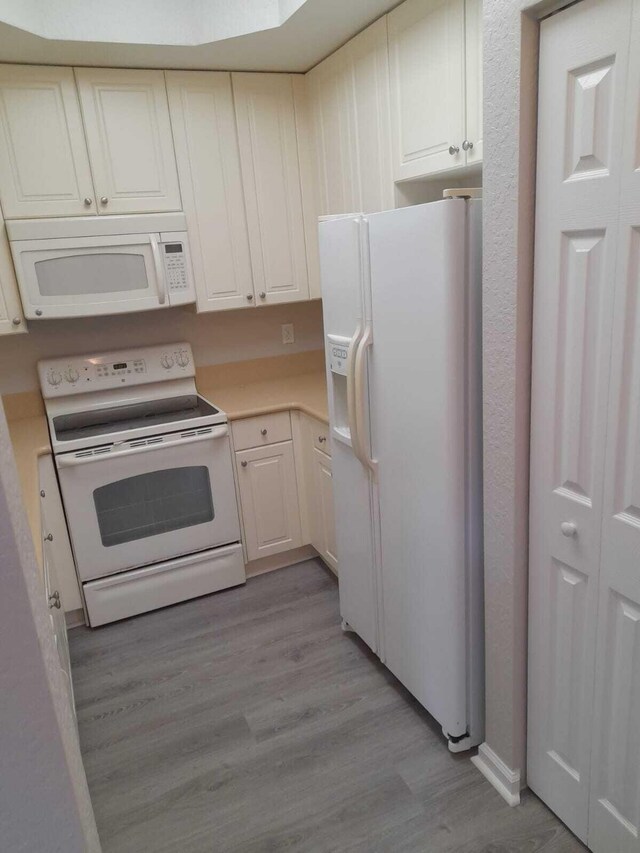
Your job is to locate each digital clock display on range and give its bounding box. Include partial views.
[112,362,127,370]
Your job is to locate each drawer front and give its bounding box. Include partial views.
[232,411,292,450]
[312,421,330,454]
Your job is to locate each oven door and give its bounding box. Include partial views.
[11,232,168,319]
[56,425,241,582]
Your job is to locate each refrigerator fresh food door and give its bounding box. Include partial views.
[368,199,474,739]
[318,214,379,653]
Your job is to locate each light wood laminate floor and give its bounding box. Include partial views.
[70,559,586,853]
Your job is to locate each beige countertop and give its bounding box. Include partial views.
[3,353,328,567]
[200,371,328,424]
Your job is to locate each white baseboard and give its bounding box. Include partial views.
[471,742,521,807]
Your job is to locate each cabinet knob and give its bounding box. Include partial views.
[48,590,61,609]
[318,435,326,443]
[100,196,108,205]
[12,317,21,326]
[40,489,45,498]
[84,197,93,206]
[259,292,266,299]
[44,533,53,542]
[462,140,474,151]
[35,309,43,317]
[260,428,268,436]
[448,145,460,156]
[241,460,248,467]
[246,293,253,301]
[561,522,577,538]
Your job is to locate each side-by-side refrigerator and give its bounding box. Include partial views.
[319,198,484,751]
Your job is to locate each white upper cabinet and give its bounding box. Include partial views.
[307,16,393,217]
[388,0,466,180]
[75,67,181,215]
[166,71,253,312]
[232,73,309,305]
[0,65,96,218]
[464,0,483,164]
[0,200,25,335]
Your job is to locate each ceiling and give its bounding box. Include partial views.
[0,0,401,72]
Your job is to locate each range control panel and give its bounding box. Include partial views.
[38,342,194,397]
[327,334,352,377]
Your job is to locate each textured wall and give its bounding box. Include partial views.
[0,400,100,851]
[482,0,552,782]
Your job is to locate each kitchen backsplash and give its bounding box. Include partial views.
[0,300,324,395]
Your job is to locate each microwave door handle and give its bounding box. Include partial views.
[57,426,229,467]
[150,234,167,305]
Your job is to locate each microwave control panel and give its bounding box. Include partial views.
[327,334,352,377]
[162,242,189,292]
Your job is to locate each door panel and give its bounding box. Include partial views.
[313,447,337,571]
[464,0,482,163]
[75,67,181,215]
[528,0,633,842]
[590,6,640,845]
[388,0,465,179]
[236,440,302,562]
[232,73,309,305]
[166,71,253,312]
[0,65,95,218]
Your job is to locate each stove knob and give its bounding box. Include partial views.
[160,354,174,369]
[175,350,190,368]
[65,367,80,384]
[47,369,62,386]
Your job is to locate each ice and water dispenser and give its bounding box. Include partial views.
[327,333,353,443]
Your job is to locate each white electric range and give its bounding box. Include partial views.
[40,342,245,627]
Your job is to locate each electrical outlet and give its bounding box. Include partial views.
[281,323,295,345]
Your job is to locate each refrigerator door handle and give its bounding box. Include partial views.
[354,323,378,477]
[346,321,364,458]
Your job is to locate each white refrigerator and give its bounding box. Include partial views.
[319,198,484,751]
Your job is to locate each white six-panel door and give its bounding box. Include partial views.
[588,4,640,849]
[529,0,640,848]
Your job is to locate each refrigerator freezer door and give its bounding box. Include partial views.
[368,199,471,737]
[319,214,379,653]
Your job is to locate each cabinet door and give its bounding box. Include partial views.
[166,71,253,312]
[233,73,309,305]
[346,17,394,214]
[464,0,483,165]
[236,440,302,561]
[0,200,25,335]
[307,48,354,217]
[75,67,181,215]
[388,0,465,180]
[0,65,95,218]
[313,447,338,572]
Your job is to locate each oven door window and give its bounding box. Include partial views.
[34,252,149,297]
[93,466,214,547]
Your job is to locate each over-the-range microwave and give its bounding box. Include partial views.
[6,213,196,320]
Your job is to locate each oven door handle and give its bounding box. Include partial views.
[57,426,228,467]
[150,233,167,306]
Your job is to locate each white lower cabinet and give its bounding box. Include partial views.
[38,453,82,615]
[235,438,303,562]
[311,447,338,572]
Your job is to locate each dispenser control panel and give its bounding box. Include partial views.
[327,334,352,376]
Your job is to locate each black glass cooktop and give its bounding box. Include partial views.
[53,395,219,442]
